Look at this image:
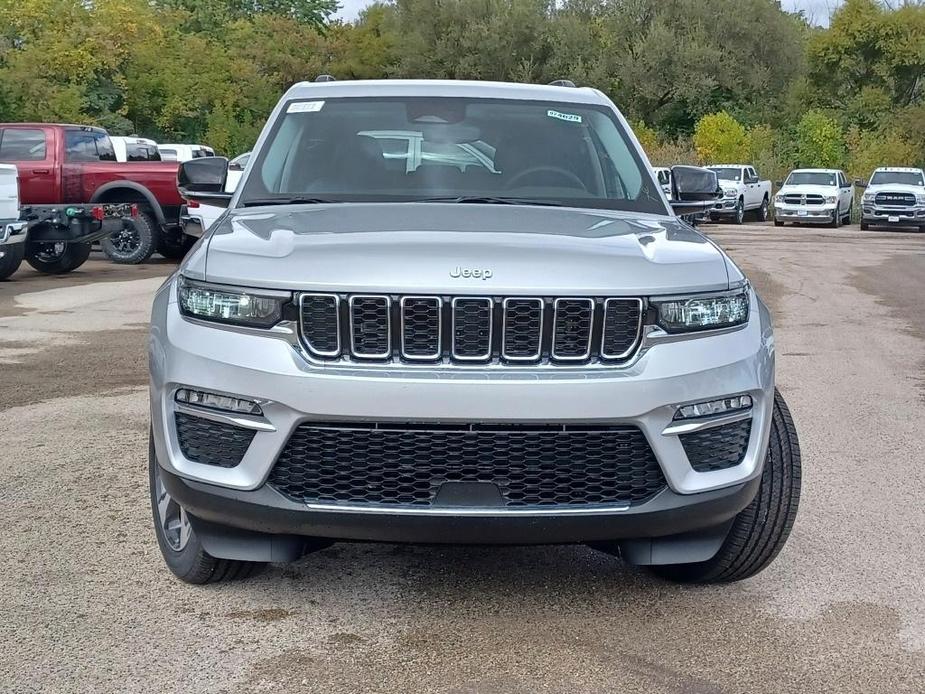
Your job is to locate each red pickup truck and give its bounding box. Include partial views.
[0,123,188,266]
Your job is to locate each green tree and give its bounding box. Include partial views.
[692,112,749,163]
[793,110,845,168]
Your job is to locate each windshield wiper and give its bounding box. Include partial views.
[417,196,566,207]
[241,197,340,207]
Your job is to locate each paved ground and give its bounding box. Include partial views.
[1,227,924,693]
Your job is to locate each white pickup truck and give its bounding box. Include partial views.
[773,168,854,227]
[0,164,26,280]
[707,165,771,224]
[860,167,925,231]
[0,163,27,280]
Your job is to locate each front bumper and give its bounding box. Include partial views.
[861,204,925,225]
[0,219,27,246]
[150,277,775,544]
[774,204,836,224]
[710,198,739,215]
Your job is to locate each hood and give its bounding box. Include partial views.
[777,184,839,198]
[865,183,924,195]
[198,203,731,295]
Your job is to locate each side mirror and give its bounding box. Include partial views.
[669,165,720,215]
[178,156,232,208]
[854,179,867,188]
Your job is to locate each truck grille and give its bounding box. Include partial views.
[299,293,644,366]
[874,192,916,207]
[783,194,825,205]
[679,419,751,473]
[175,413,255,468]
[268,422,667,507]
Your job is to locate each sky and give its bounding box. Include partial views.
[335,0,844,26]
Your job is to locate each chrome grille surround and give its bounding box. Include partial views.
[298,292,646,366]
[348,295,392,359]
[501,297,544,362]
[400,296,442,361]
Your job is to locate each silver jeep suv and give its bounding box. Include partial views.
[149,79,801,584]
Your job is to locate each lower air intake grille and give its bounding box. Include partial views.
[175,413,255,468]
[679,419,751,472]
[268,422,667,507]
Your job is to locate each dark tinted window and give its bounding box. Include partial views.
[0,128,47,161]
[65,130,117,162]
[126,143,161,161]
[241,97,666,214]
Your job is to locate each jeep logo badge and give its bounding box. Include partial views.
[450,266,493,280]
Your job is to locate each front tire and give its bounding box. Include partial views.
[149,433,265,584]
[102,211,157,264]
[0,243,25,280]
[25,240,92,274]
[860,221,869,231]
[650,389,801,584]
[734,198,745,224]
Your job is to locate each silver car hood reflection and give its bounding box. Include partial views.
[198,203,731,295]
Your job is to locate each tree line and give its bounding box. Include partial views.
[0,0,921,181]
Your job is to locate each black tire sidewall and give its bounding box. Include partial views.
[102,211,158,264]
[148,434,210,580]
[25,241,92,274]
[0,242,25,279]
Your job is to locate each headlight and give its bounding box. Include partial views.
[652,288,750,333]
[178,276,289,328]
[774,194,785,204]
[724,189,737,198]
[916,194,925,204]
[824,195,837,204]
[863,193,875,203]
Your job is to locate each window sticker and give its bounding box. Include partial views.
[547,109,582,124]
[287,101,325,114]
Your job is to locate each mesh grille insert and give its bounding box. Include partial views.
[175,412,255,468]
[679,418,751,472]
[553,299,594,359]
[268,422,667,507]
[401,297,441,359]
[453,298,492,359]
[601,299,642,359]
[503,299,543,360]
[300,295,340,356]
[350,296,391,357]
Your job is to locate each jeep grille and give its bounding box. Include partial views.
[298,293,644,366]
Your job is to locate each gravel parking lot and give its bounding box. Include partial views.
[1,223,924,693]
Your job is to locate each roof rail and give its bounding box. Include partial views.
[548,79,576,88]
[314,74,336,82]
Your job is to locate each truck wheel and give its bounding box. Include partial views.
[0,243,25,280]
[860,221,869,231]
[101,211,157,264]
[734,199,745,224]
[756,196,769,222]
[650,389,801,584]
[773,219,784,227]
[828,208,840,228]
[25,241,92,274]
[149,432,265,584]
[156,228,195,260]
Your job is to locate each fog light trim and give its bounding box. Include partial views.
[175,388,264,416]
[675,394,752,420]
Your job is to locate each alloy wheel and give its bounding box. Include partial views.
[153,464,191,552]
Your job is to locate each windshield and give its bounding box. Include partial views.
[869,171,924,187]
[785,171,836,186]
[708,167,741,181]
[238,96,667,214]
